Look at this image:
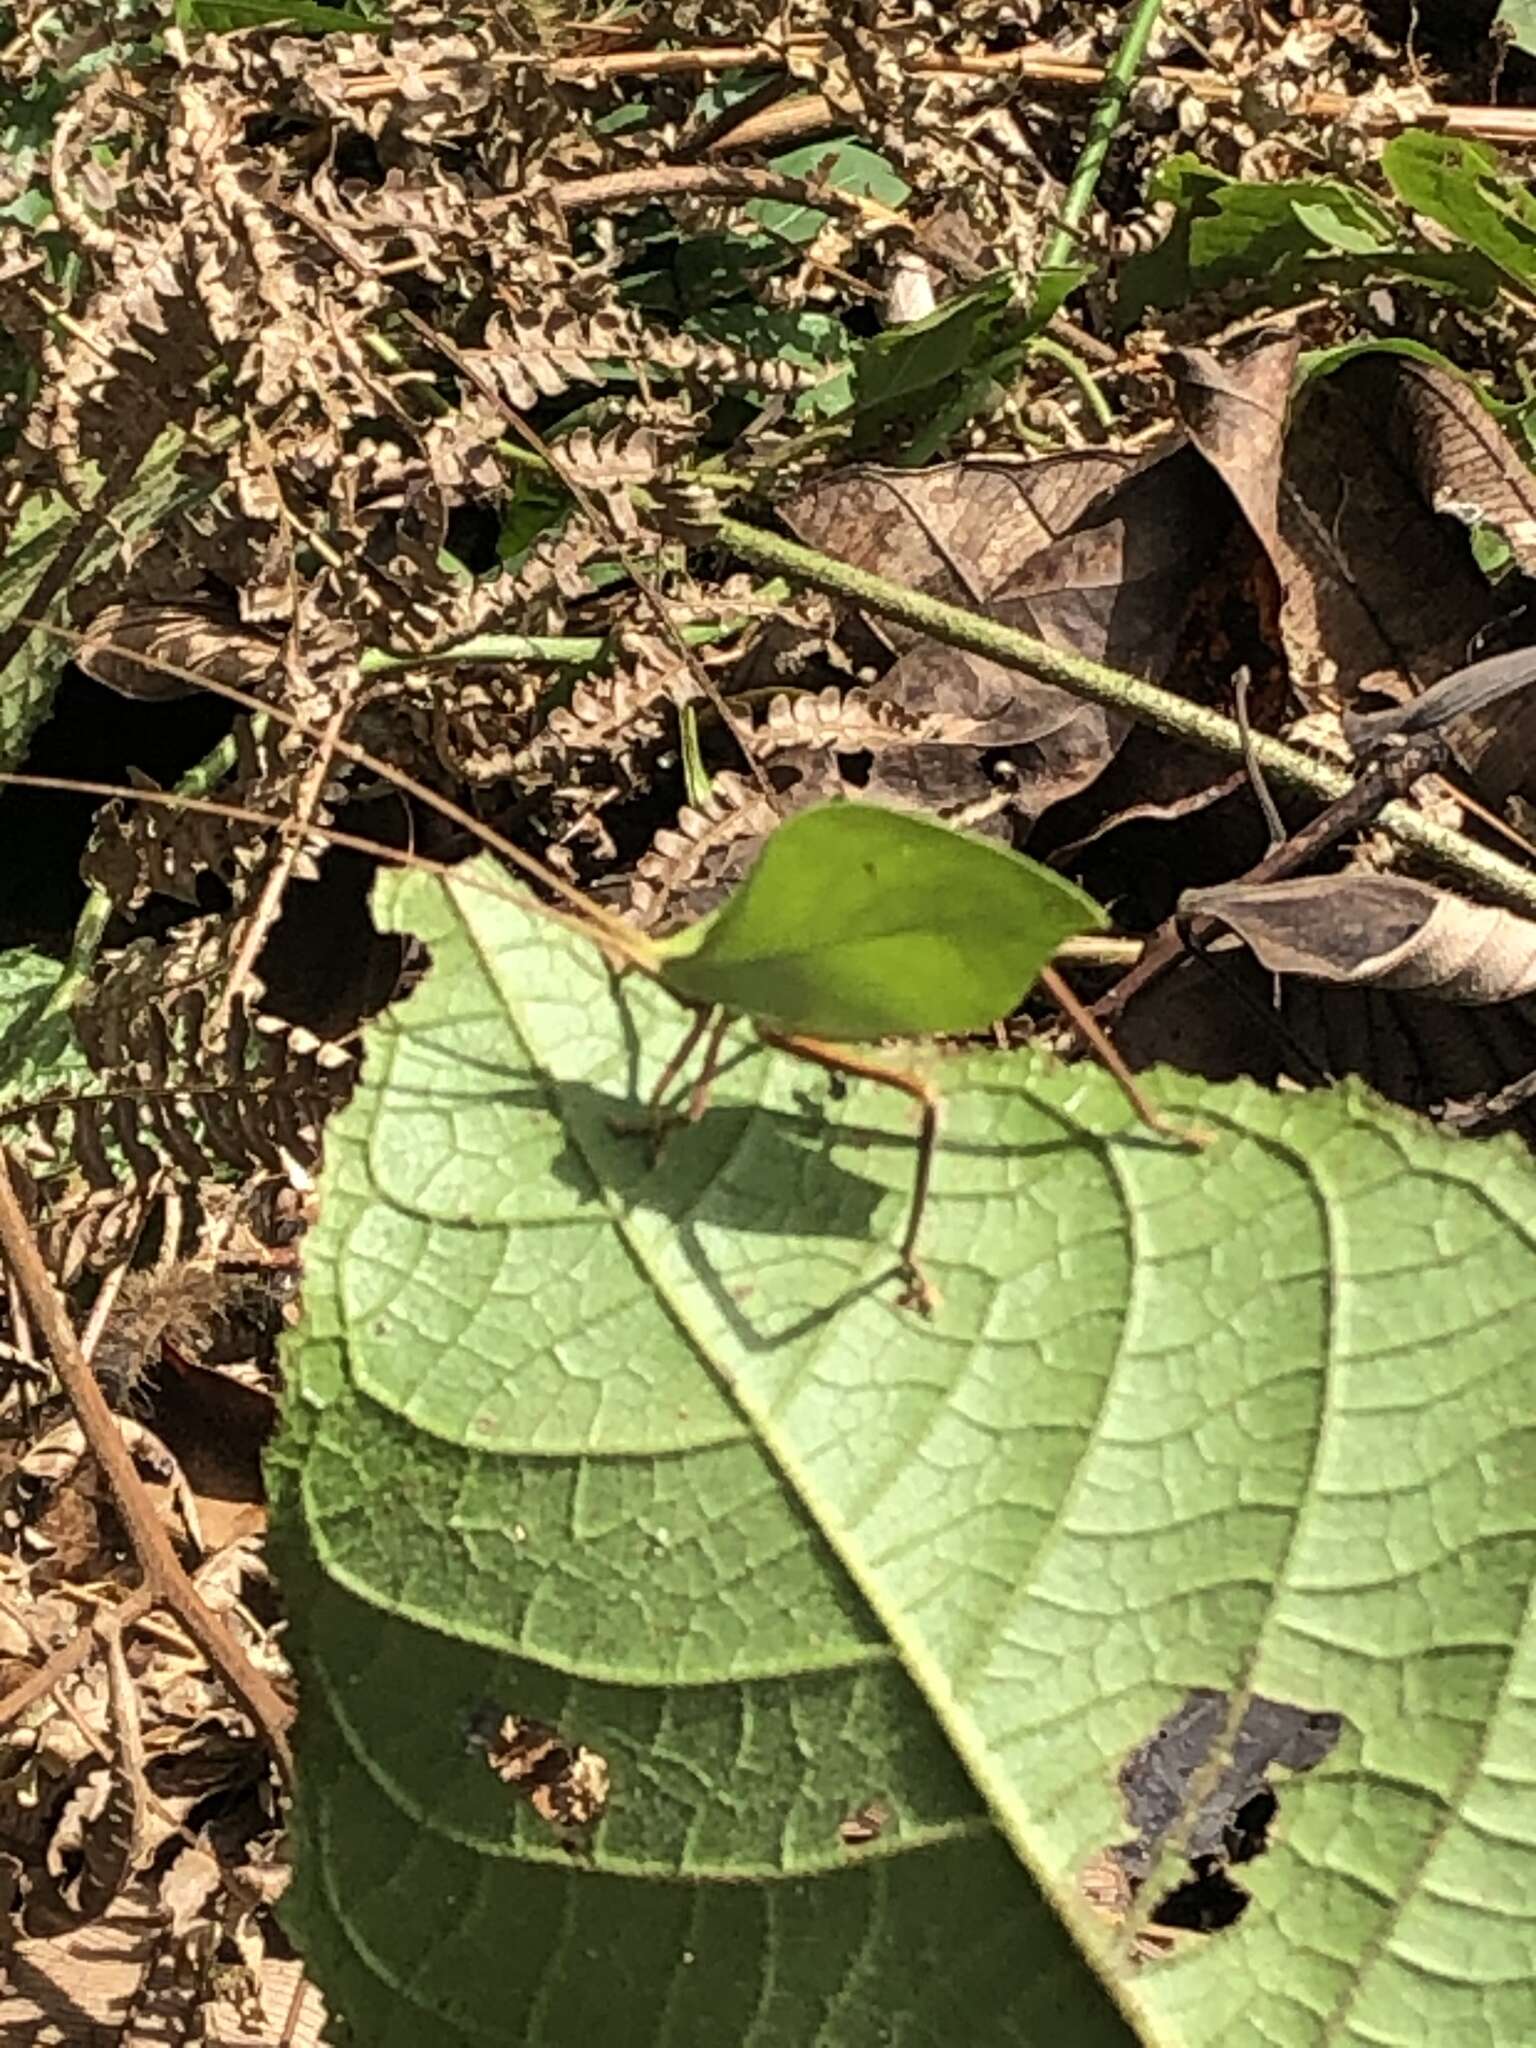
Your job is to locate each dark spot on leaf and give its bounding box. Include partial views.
[837,1799,889,1847]
[1088,1688,1342,1952]
[472,1710,611,1833]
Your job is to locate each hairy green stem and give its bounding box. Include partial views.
[713,513,1536,919]
[1037,0,1167,283]
[359,607,770,677]
[360,633,609,673]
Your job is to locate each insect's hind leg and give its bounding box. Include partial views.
[758,1030,942,1317]
[1039,965,1204,1146]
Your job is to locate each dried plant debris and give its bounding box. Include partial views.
[74,603,285,707]
[1184,872,1536,1005]
[782,442,1237,826]
[81,717,328,917]
[627,771,787,932]
[3,917,351,1290]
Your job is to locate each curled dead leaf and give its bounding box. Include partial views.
[75,603,282,704]
[1182,872,1536,1004]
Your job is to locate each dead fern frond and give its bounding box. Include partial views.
[4,921,353,1239]
[626,771,785,932]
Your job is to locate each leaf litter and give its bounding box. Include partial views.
[3,0,1536,2037]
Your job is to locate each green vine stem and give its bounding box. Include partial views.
[1037,0,1168,284]
[712,513,1536,921]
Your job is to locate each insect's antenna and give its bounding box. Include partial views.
[0,769,655,972]
[13,615,661,976]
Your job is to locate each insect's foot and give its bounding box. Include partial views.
[1154,1111,1215,1150]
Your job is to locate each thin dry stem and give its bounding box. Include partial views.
[12,621,659,972]
[0,1154,296,1784]
[0,1584,156,1733]
[217,692,351,1032]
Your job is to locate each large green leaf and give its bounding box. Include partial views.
[272,860,1536,2046]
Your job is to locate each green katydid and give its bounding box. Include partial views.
[639,798,1189,1311]
[7,622,1187,1315]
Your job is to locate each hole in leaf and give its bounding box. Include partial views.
[1090,1688,1342,1952]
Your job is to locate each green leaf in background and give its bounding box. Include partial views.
[751,137,910,245]
[1117,153,1499,326]
[175,0,380,28]
[1383,129,1536,290]
[272,860,1536,2046]
[0,426,216,771]
[1496,0,1536,57]
[654,801,1105,1038]
[845,272,1017,426]
[0,946,83,1102]
[688,303,847,382]
[1027,259,1097,333]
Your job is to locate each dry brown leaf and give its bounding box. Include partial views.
[1352,351,1536,574]
[76,603,282,706]
[1172,342,1536,801]
[783,442,1233,824]
[1167,331,1299,573]
[1183,871,1536,1003]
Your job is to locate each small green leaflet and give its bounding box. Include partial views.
[654,801,1106,1039]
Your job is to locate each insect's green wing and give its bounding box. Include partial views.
[653,801,1108,1040]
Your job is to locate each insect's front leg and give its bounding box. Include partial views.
[610,1005,732,1158]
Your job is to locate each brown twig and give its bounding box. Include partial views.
[0,1583,154,1732]
[546,38,824,81]
[0,1156,295,1784]
[338,30,1535,144]
[550,161,914,238]
[1039,964,1193,1144]
[217,692,350,1033]
[550,38,1532,145]
[1095,733,1448,1023]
